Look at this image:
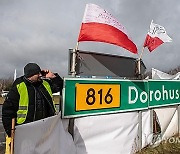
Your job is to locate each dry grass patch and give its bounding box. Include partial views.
[53,95,61,105]
[136,136,180,154]
[0,97,4,104]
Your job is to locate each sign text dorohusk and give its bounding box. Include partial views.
[62,78,180,118]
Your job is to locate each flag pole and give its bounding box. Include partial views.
[71,42,79,77]
[75,42,79,51]
[139,47,145,60]
[137,47,145,77]
[10,118,15,154]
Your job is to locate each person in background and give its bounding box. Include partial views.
[2,62,63,137]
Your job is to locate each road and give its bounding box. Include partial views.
[0,105,5,153]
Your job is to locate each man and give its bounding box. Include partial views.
[2,63,63,137]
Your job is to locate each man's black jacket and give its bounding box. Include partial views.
[2,74,63,136]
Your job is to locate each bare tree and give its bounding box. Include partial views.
[0,77,13,91]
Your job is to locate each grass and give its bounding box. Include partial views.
[0,97,4,104]
[136,136,180,154]
[53,95,61,105]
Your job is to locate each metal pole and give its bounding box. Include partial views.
[69,42,79,138]
[150,109,154,144]
[71,48,77,77]
[138,111,142,150]
[178,105,180,136]
[68,48,76,137]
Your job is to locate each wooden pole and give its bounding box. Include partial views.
[137,47,145,77]
[75,42,79,51]
[71,42,79,77]
[139,47,145,60]
[10,118,15,154]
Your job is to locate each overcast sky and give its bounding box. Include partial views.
[0,0,179,78]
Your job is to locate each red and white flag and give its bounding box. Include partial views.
[78,4,137,54]
[143,20,172,52]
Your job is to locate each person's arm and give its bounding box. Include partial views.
[50,73,63,93]
[2,86,19,137]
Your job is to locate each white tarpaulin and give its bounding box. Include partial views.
[13,109,153,154]
[152,68,180,80]
[74,112,139,154]
[155,106,178,139]
[14,113,76,154]
[152,68,179,139]
[74,111,151,154]
[142,110,152,147]
[14,111,151,154]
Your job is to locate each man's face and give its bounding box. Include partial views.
[28,73,41,82]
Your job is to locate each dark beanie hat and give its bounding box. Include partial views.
[24,63,41,78]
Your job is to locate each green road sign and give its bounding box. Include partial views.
[62,78,148,118]
[62,78,180,118]
[148,80,180,107]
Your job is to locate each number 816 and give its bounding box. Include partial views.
[86,88,113,105]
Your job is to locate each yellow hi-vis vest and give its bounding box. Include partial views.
[16,80,55,124]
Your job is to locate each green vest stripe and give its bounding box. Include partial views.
[16,82,29,124]
[16,80,55,124]
[42,80,53,97]
[42,80,57,112]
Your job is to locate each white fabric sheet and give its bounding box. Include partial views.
[13,110,152,154]
[14,113,76,154]
[152,68,179,139]
[142,110,152,147]
[74,112,139,154]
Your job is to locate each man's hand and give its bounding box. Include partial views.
[41,70,56,78]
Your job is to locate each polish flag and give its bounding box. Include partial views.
[78,4,137,54]
[143,20,172,52]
